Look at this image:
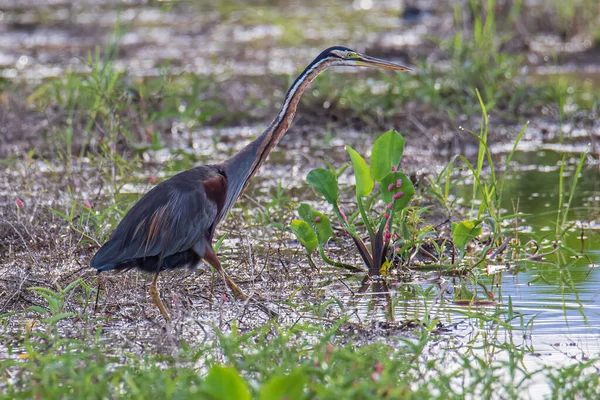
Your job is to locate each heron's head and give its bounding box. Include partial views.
[321,46,412,72]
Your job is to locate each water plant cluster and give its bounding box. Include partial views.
[291,130,415,274]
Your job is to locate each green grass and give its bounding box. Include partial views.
[547,0,600,37]
[306,0,598,121]
[2,314,598,399]
[27,61,229,159]
[208,1,383,47]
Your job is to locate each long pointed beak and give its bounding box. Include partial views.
[356,54,412,72]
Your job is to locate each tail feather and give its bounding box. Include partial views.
[91,239,201,273]
[91,240,126,272]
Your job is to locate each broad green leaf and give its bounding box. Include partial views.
[370,130,405,181]
[345,146,374,197]
[306,168,338,204]
[297,203,315,225]
[451,220,483,254]
[380,172,415,211]
[289,220,318,253]
[313,215,333,246]
[203,366,250,400]
[298,204,333,245]
[259,370,306,400]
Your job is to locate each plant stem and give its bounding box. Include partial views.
[555,154,566,239]
[319,247,365,272]
[560,149,588,236]
[357,196,375,243]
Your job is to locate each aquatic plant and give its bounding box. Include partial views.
[290,130,415,274]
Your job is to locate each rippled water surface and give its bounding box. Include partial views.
[342,144,600,394]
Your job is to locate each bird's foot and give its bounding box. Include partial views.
[149,279,171,322]
[225,277,248,301]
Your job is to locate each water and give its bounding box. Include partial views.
[0,0,414,82]
[342,145,600,395]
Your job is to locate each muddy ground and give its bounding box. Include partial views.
[1,0,599,350]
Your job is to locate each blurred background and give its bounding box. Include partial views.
[0,0,598,159]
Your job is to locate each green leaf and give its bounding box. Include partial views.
[49,208,72,223]
[370,130,405,181]
[259,370,306,400]
[26,306,48,315]
[203,366,250,400]
[28,286,61,296]
[298,204,333,245]
[379,172,415,211]
[214,233,228,252]
[451,220,483,254]
[289,220,318,253]
[297,204,315,225]
[0,312,18,320]
[345,146,374,197]
[46,298,60,314]
[306,168,338,204]
[44,312,79,325]
[314,216,333,246]
[63,279,82,295]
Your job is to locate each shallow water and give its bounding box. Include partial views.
[0,0,417,82]
[341,143,600,394]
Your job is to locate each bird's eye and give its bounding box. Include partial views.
[347,51,358,59]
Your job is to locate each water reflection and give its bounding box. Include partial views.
[340,148,599,392]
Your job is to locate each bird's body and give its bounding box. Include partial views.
[91,165,225,273]
[91,46,411,320]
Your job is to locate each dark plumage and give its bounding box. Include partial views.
[91,46,411,321]
[91,166,225,273]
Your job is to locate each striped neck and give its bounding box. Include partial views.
[218,55,335,221]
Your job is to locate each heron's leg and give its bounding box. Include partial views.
[149,272,171,321]
[203,247,248,301]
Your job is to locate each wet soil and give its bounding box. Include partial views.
[1,0,599,357]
